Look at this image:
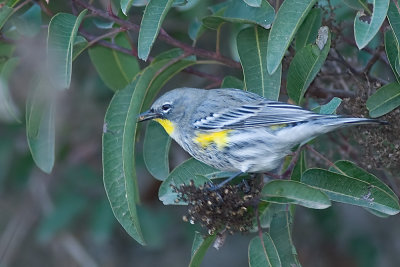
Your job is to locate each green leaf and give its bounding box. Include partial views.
[330,160,398,201]
[319,97,342,114]
[384,30,400,82]
[103,78,145,244]
[249,233,281,267]
[72,35,88,61]
[202,0,275,30]
[89,33,140,91]
[26,78,55,174]
[243,0,261,7]
[295,8,322,50]
[121,0,135,15]
[267,0,317,74]
[138,0,174,60]
[237,26,281,100]
[0,5,13,30]
[290,151,306,182]
[301,168,400,215]
[103,52,196,244]
[158,158,217,205]
[387,0,400,64]
[12,4,41,37]
[342,0,368,10]
[261,180,331,209]
[188,18,205,42]
[221,75,244,89]
[270,211,301,267]
[0,57,20,122]
[0,43,16,70]
[366,82,400,117]
[189,232,217,267]
[47,10,87,89]
[354,0,389,49]
[143,120,171,181]
[287,30,331,104]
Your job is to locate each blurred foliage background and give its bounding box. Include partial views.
[1,0,400,266]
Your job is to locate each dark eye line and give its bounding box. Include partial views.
[161,104,171,111]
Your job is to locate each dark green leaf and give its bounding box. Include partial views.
[342,0,368,10]
[249,233,281,267]
[295,8,322,50]
[158,158,217,205]
[202,0,275,30]
[270,211,301,267]
[354,0,389,49]
[287,29,331,104]
[188,18,205,42]
[267,0,317,74]
[143,120,171,181]
[237,26,281,100]
[0,57,20,122]
[384,30,400,82]
[301,168,400,215]
[387,0,400,65]
[366,82,400,117]
[72,35,88,61]
[138,0,174,60]
[290,151,306,182]
[261,180,331,209]
[221,75,244,89]
[0,5,13,30]
[189,232,217,267]
[47,10,87,89]
[89,33,140,91]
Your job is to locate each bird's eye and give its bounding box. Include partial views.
[161,104,171,112]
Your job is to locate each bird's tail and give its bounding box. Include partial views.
[322,116,387,127]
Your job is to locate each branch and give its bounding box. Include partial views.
[73,0,241,69]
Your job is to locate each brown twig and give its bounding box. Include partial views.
[73,0,241,68]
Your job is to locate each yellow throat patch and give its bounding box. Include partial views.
[194,130,232,150]
[154,118,175,135]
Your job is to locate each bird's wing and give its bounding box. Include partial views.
[193,101,327,129]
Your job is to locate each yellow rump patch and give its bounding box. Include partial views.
[194,130,232,150]
[154,118,175,135]
[269,123,287,130]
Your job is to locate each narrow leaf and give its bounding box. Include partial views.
[287,29,331,104]
[261,180,331,209]
[387,0,400,64]
[26,78,55,173]
[270,211,301,267]
[89,33,140,91]
[0,5,13,30]
[267,0,317,74]
[295,8,322,50]
[249,233,281,267]
[72,35,88,61]
[319,97,342,114]
[354,0,389,49]
[121,0,135,15]
[243,0,261,7]
[366,82,400,117]
[0,57,20,122]
[158,158,217,205]
[138,0,174,60]
[189,232,217,267]
[143,120,171,181]
[384,30,400,82]
[47,10,87,89]
[301,168,400,215]
[202,0,274,30]
[237,26,281,100]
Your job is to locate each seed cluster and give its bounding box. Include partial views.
[342,83,400,170]
[172,179,263,235]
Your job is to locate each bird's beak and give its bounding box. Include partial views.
[137,110,161,122]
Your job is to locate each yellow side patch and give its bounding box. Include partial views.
[154,118,175,135]
[269,123,287,130]
[194,130,232,150]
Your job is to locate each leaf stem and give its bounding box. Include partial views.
[306,145,346,175]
